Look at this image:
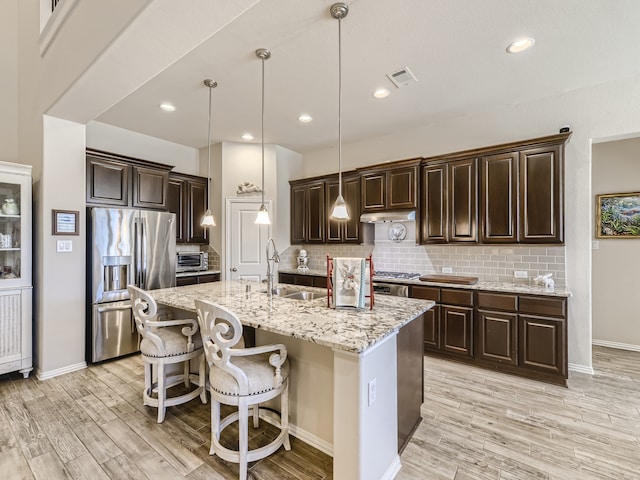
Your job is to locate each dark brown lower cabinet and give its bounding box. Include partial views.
[396,314,424,454]
[477,309,518,365]
[176,272,220,287]
[411,285,568,385]
[278,272,327,288]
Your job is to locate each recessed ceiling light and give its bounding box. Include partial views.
[298,114,313,123]
[242,133,254,141]
[159,102,175,112]
[506,37,535,54]
[372,88,390,99]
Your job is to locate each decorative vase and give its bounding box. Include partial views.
[2,199,18,215]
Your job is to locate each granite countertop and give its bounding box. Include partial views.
[278,267,572,298]
[149,280,434,354]
[176,269,221,278]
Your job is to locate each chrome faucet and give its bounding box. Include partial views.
[265,238,280,295]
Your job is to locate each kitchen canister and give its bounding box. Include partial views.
[2,199,19,215]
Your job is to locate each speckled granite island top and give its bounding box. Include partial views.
[149,280,435,354]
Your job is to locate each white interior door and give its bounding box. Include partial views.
[226,199,271,282]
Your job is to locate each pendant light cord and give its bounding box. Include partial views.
[261,55,266,207]
[207,84,212,210]
[338,15,343,199]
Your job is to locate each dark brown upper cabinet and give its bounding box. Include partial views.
[421,158,477,244]
[360,161,419,212]
[325,174,373,244]
[519,145,563,243]
[168,173,209,244]
[480,152,518,243]
[86,149,172,210]
[290,179,325,244]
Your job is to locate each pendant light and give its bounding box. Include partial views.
[330,3,350,220]
[255,48,272,225]
[201,79,217,227]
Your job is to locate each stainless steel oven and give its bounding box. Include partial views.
[373,282,410,297]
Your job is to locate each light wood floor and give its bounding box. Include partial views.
[1,346,638,479]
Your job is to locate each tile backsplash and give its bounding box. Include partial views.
[281,223,566,286]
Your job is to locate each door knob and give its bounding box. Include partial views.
[231,267,237,272]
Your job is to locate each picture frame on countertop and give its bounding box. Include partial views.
[52,209,79,235]
[596,192,640,238]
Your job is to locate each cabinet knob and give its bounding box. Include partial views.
[230,267,237,272]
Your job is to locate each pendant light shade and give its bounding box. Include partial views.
[255,48,272,225]
[201,79,217,227]
[330,3,350,221]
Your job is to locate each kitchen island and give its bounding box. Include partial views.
[149,280,435,480]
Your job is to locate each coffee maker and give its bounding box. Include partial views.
[296,249,309,271]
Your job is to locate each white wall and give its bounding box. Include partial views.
[86,121,200,174]
[38,116,87,377]
[302,76,640,372]
[0,0,18,163]
[592,137,640,350]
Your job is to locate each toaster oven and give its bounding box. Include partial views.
[176,252,208,272]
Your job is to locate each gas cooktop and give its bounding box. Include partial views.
[374,271,421,280]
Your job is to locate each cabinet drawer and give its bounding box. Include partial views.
[441,288,473,307]
[519,296,566,318]
[410,286,440,302]
[477,292,518,312]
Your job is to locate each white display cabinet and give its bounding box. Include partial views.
[0,161,32,378]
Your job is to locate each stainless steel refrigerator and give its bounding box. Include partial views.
[87,207,176,363]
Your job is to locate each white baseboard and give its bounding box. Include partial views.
[569,363,594,375]
[36,361,87,380]
[382,455,402,480]
[260,415,333,457]
[592,339,640,353]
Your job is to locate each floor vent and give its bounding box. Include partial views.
[386,67,418,88]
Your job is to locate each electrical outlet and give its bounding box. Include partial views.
[514,270,528,278]
[368,378,377,406]
[442,266,453,274]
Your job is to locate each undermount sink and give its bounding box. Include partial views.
[283,291,323,301]
[262,286,323,301]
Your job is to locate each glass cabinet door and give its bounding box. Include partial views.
[0,164,32,288]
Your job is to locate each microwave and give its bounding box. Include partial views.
[176,252,208,272]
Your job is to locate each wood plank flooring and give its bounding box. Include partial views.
[0,346,638,479]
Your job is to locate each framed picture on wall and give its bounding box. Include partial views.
[596,192,640,238]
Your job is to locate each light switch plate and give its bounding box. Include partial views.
[56,240,72,252]
[592,240,600,250]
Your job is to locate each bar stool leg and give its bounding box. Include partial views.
[238,398,249,480]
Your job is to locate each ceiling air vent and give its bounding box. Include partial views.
[386,67,418,88]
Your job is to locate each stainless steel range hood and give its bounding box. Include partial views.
[360,209,416,223]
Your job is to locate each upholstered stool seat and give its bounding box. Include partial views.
[128,285,207,423]
[195,300,290,480]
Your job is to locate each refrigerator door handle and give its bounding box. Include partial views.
[140,219,147,289]
[134,218,144,287]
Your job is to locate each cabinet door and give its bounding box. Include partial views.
[441,305,473,357]
[132,166,169,209]
[86,156,129,206]
[343,176,363,242]
[198,273,220,283]
[187,179,209,244]
[325,180,343,242]
[307,182,325,243]
[167,177,186,243]
[423,305,441,350]
[388,166,417,209]
[421,164,448,243]
[519,314,566,376]
[361,172,386,211]
[519,145,563,243]
[477,309,517,365]
[291,185,307,244]
[176,276,198,287]
[448,158,478,243]
[481,152,518,243]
